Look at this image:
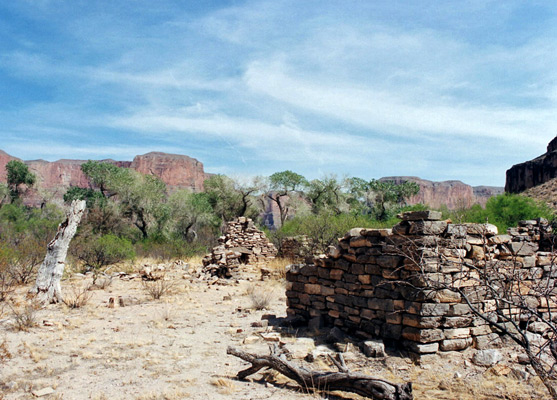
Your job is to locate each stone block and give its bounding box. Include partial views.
[362,228,392,237]
[382,323,402,339]
[473,349,502,367]
[446,224,467,237]
[444,328,470,339]
[330,269,344,280]
[440,337,473,351]
[304,284,321,295]
[402,314,442,329]
[350,236,373,247]
[434,289,462,303]
[474,333,502,349]
[362,339,386,358]
[509,241,538,256]
[403,341,439,354]
[358,275,371,284]
[465,223,498,236]
[408,221,448,235]
[488,235,511,245]
[345,228,364,238]
[399,210,442,221]
[402,327,444,343]
[443,316,473,328]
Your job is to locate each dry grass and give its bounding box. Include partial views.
[63,283,92,309]
[246,283,275,310]
[142,278,175,300]
[264,257,291,281]
[210,377,237,394]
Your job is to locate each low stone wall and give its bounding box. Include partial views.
[280,236,311,262]
[203,217,277,276]
[286,211,555,354]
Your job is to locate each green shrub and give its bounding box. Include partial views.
[135,236,207,261]
[72,234,135,282]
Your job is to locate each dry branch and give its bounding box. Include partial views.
[227,346,412,400]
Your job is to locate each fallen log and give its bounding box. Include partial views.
[227,346,412,400]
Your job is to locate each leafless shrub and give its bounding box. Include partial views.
[89,276,113,290]
[63,283,93,309]
[142,278,174,300]
[10,301,39,331]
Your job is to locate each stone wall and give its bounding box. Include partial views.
[203,217,277,277]
[286,211,555,354]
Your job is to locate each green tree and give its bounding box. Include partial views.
[347,178,419,221]
[63,186,106,207]
[267,170,308,227]
[306,176,347,215]
[6,160,35,201]
[80,161,121,197]
[204,175,260,223]
[168,190,218,241]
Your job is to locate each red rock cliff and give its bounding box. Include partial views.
[380,176,502,209]
[0,151,207,206]
[130,152,205,192]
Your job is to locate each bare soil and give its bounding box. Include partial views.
[0,260,549,400]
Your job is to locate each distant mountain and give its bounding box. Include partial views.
[0,150,208,207]
[379,176,503,209]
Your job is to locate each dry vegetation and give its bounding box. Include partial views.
[0,257,550,399]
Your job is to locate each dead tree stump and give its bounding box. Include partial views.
[29,200,86,304]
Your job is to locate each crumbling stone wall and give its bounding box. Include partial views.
[203,217,277,277]
[280,236,311,262]
[286,210,556,354]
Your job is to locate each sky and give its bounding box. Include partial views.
[1,1,556,187]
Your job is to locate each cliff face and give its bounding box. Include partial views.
[380,177,502,209]
[505,136,557,193]
[130,152,205,192]
[0,150,19,182]
[0,151,207,206]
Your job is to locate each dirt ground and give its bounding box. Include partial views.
[0,259,550,400]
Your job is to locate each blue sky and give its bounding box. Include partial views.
[1,1,556,186]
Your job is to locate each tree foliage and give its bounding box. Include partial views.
[6,160,35,201]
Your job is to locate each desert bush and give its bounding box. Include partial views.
[0,245,15,302]
[63,283,93,309]
[142,278,174,300]
[72,234,135,283]
[136,236,207,261]
[443,194,554,232]
[10,301,39,331]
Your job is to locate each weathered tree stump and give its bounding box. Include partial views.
[227,346,412,400]
[29,200,86,304]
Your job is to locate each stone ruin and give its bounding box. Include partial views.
[203,217,277,277]
[286,210,556,355]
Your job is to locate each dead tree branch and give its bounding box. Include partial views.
[227,346,412,400]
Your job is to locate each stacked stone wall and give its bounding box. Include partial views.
[286,211,556,354]
[203,217,277,276]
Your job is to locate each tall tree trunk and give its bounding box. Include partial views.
[29,200,86,304]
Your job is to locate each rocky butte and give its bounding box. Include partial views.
[506,136,557,193]
[0,151,208,206]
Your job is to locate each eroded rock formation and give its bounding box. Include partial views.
[0,150,208,206]
[505,136,557,193]
[380,176,502,209]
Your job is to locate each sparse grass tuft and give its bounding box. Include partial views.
[142,278,174,300]
[210,377,237,394]
[63,283,93,309]
[264,257,291,281]
[246,284,275,310]
[0,338,12,363]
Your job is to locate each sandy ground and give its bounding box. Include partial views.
[0,260,550,400]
